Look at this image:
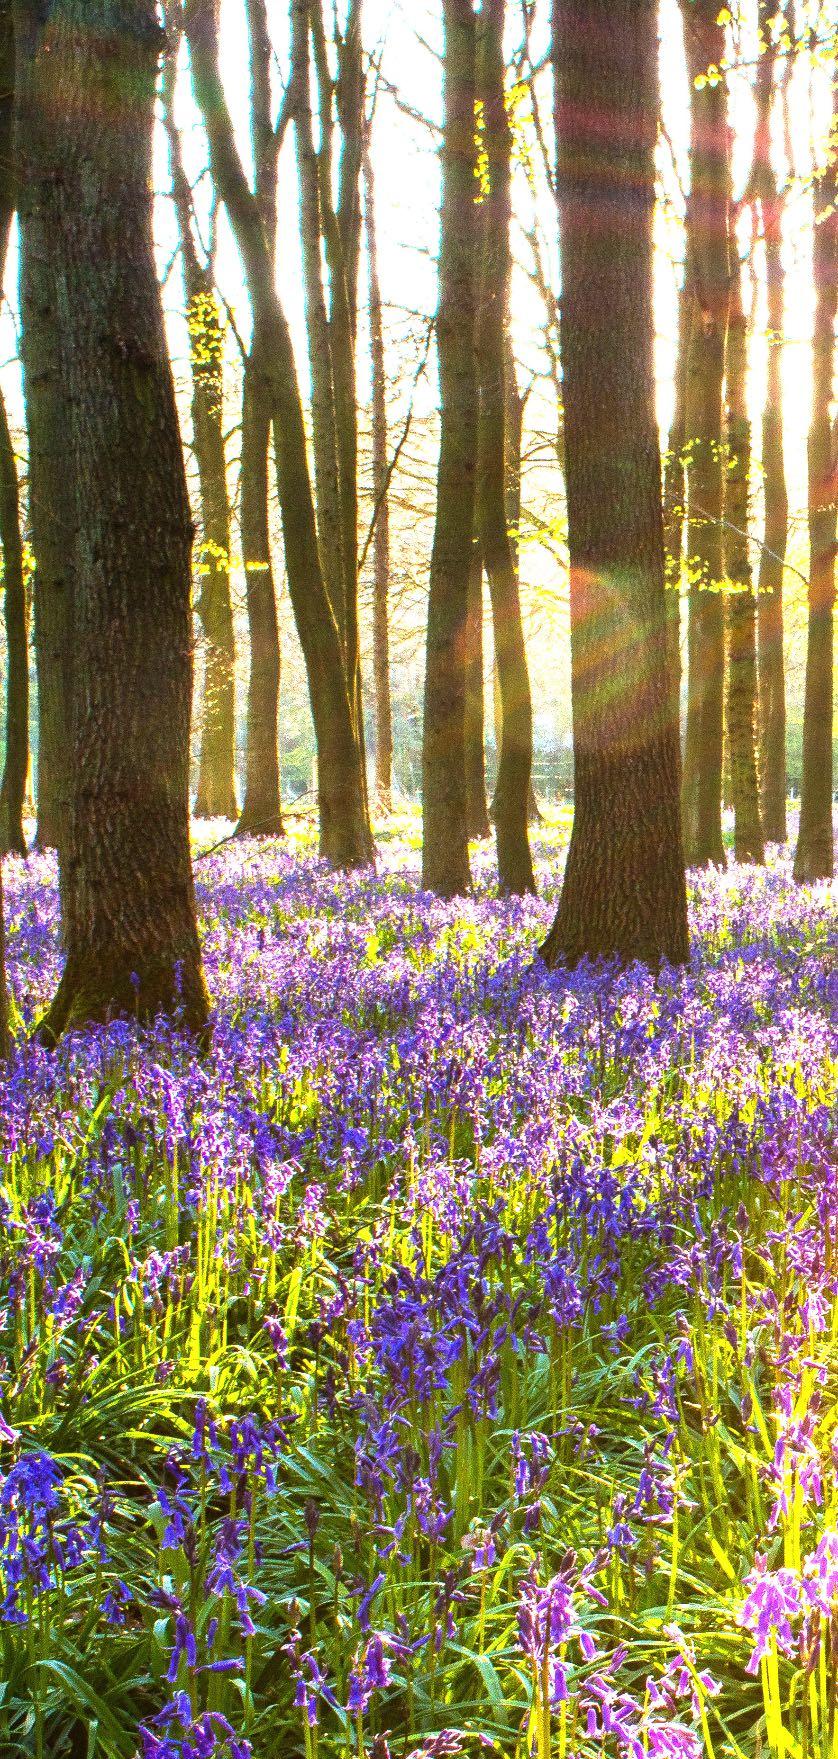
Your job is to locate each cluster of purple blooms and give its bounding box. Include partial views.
[0,821,834,1755]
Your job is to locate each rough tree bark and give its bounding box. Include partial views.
[679,0,730,870]
[186,0,372,868]
[754,0,788,843]
[724,249,764,863]
[32,0,208,1044]
[0,9,27,858]
[476,0,534,893]
[236,0,283,840]
[14,0,74,864]
[422,0,479,897]
[162,22,237,822]
[794,72,838,884]
[363,126,393,813]
[541,0,689,969]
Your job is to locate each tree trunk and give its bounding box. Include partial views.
[236,349,283,837]
[724,251,764,863]
[663,281,690,731]
[679,0,730,870]
[464,541,490,838]
[422,0,478,898]
[15,0,74,865]
[754,0,788,844]
[186,0,372,869]
[32,0,208,1045]
[476,0,534,894]
[0,392,28,859]
[161,31,236,823]
[0,14,27,859]
[503,334,541,824]
[794,75,838,884]
[541,0,689,969]
[363,132,393,814]
[236,0,283,840]
[291,0,345,636]
[189,293,237,822]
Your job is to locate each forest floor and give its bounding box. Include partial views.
[0,810,836,1759]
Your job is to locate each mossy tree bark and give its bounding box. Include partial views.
[14,0,74,867]
[363,128,393,814]
[162,24,236,822]
[0,8,27,859]
[541,0,689,970]
[679,0,730,870]
[476,0,534,894]
[186,0,372,869]
[236,0,283,840]
[794,73,838,885]
[422,0,479,898]
[724,252,764,864]
[32,0,208,1045]
[502,335,540,825]
[754,0,788,844]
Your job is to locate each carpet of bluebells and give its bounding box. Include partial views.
[0,811,836,1759]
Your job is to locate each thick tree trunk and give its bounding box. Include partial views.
[464,542,490,838]
[422,0,478,898]
[0,16,27,859]
[363,134,393,814]
[186,0,372,869]
[236,350,283,837]
[32,0,208,1044]
[541,0,689,969]
[679,0,730,870]
[724,254,764,863]
[754,1,788,844]
[794,79,838,884]
[663,281,690,731]
[476,0,534,894]
[15,0,74,865]
[161,35,236,823]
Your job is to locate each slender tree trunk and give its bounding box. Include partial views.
[464,541,490,838]
[161,32,236,822]
[503,334,541,823]
[663,281,690,731]
[0,15,27,858]
[725,251,764,863]
[189,291,237,821]
[292,0,345,636]
[33,0,208,1044]
[794,76,838,884]
[754,0,788,843]
[236,0,283,840]
[422,0,478,898]
[0,393,28,858]
[15,0,74,866]
[186,0,372,869]
[363,131,393,813]
[476,0,534,893]
[236,349,283,837]
[679,0,730,870]
[541,0,688,969]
